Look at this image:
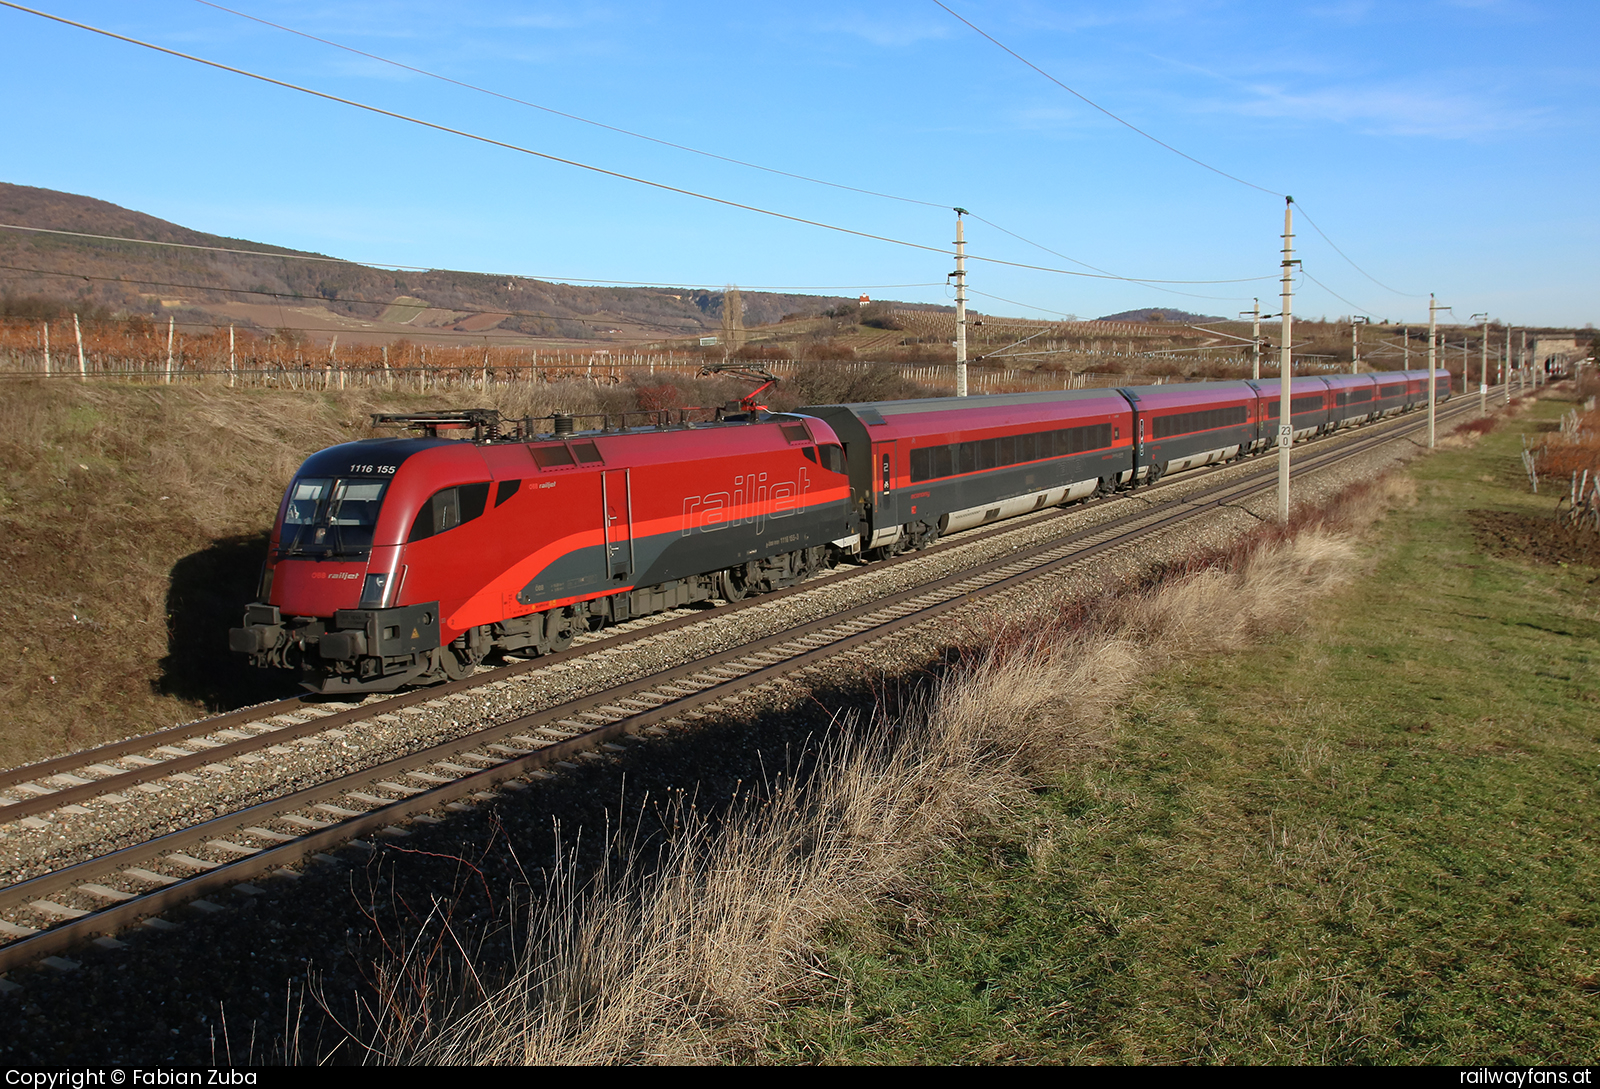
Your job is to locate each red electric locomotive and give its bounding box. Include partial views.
[230,407,856,693]
[231,369,1447,694]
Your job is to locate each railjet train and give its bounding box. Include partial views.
[230,369,1450,693]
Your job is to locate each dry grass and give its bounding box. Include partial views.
[1531,405,1600,480]
[0,375,762,767]
[361,476,1410,1065]
[0,380,388,762]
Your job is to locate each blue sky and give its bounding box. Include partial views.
[1,0,1595,327]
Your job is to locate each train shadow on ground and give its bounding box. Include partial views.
[155,530,305,710]
[5,648,966,1065]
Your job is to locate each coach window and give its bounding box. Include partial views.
[409,482,491,542]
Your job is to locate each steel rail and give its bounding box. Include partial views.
[0,395,1464,806]
[0,398,1477,973]
[0,476,1142,814]
[0,398,1471,821]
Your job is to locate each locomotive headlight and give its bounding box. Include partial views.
[359,572,390,608]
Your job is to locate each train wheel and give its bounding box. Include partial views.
[436,645,475,681]
[719,564,752,602]
[543,606,578,653]
[439,628,487,680]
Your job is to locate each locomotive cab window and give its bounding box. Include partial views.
[818,444,847,474]
[409,482,491,542]
[280,477,389,556]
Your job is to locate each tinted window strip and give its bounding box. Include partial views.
[910,422,1114,483]
[1151,405,1248,439]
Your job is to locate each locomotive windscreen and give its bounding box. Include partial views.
[280,477,389,556]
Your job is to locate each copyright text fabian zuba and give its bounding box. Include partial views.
[7,1072,258,1087]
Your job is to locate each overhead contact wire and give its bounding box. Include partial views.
[0,3,1276,289]
[199,0,1227,293]
[934,2,1431,303]
[1297,268,1373,316]
[0,3,953,259]
[1293,205,1426,299]
[194,0,951,212]
[0,259,939,308]
[931,0,1283,199]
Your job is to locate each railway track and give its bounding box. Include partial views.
[0,400,1480,976]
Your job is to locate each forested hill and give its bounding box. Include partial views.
[0,182,851,340]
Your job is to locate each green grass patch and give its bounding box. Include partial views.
[772,400,1600,1064]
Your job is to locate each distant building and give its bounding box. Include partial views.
[1531,336,1582,375]
[859,294,870,308]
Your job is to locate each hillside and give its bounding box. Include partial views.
[1097,307,1226,324]
[0,182,853,346]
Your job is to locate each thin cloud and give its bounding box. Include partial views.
[1217,80,1552,139]
[1304,0,1377,23]
[1144,50,1552,140]
[820,12,954,48]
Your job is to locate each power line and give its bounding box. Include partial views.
[931,0,1282,198]
[204,0,1280,301]
[193,0,950,212]
[0,262,703,331]
[0,222,427,268]
[198,0,1245,295]
[0,212,1268,290]
[0,311,609,343]
[965,214,1256,301]
[0,259,935,315]
[1293,205,1426,299]
[1298,267,1375,318]
[968,289,1081,321]
[968,214,1132,278]
[0,3,955,259]
[933,2,1432,306]
[0,3,1276,290]
[543,280,944,291]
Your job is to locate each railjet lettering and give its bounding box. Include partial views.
[681,467,810,536]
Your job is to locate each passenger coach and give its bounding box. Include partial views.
[232,369,1450,694]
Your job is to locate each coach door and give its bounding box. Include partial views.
[601,468,634,580]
